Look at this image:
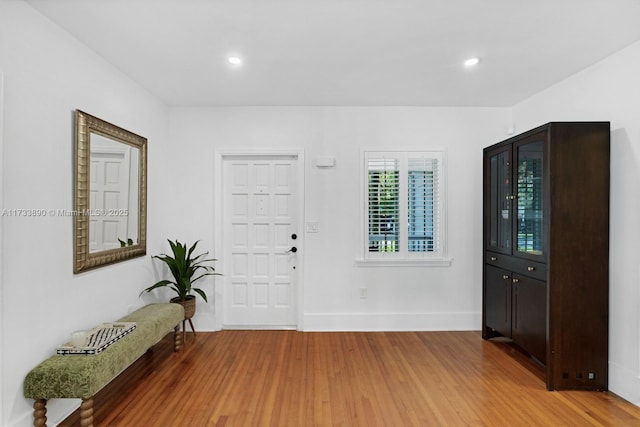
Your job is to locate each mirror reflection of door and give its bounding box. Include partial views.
[89,133,138,252]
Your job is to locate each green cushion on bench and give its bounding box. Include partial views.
[23,303,184,400]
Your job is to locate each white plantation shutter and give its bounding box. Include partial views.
[408,157,440,253]
[364,151,445,261]
[367,157,400,252]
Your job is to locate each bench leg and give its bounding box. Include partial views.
[174,325,183,351]
[33,399,47,427]
[79,397,94,427]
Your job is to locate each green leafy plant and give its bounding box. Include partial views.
[118,238,134,247]
[141,239,220,302]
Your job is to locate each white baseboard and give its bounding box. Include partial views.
[609,361,640,406]
[302,311,481,332]
[222,324,297,330]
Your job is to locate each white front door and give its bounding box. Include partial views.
[221,154,300,329]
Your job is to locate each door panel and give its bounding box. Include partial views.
[485,146,512,254]
[514,136,546,261]
[222,156,298,328]
[512,275,547,364]
[485,264,511,338]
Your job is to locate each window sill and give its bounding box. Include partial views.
[354,258,453,267]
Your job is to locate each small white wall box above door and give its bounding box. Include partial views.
[315,156,336,168]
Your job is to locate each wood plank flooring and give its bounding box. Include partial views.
[60,330,640,426]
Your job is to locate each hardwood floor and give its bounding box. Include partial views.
[61,330,640,426]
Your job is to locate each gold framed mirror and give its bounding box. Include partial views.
[74,110,147,273]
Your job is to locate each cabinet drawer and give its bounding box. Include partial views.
[485,252,547,281]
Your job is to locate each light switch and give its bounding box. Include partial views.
[305,222,319,233]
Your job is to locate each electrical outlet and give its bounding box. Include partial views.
[359,287,367,299]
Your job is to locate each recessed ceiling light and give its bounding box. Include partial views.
[228,56,243,65]
[464,57,480,67]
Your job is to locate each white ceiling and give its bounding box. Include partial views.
[24,0,640,107]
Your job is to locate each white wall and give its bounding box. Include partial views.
[512,40,640,406]
[0,2,169,426]
[168,107,510,331]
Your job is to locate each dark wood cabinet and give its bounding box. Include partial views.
[482,122,610,391]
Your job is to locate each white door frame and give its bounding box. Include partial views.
[214,149,305,331]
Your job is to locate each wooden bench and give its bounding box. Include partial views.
[23,303,184,427]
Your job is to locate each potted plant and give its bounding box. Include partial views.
[141,239,220,321]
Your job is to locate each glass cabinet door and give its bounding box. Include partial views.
[486,147,512,253]
[515,139,545,257]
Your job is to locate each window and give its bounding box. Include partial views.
[360,150,449,266]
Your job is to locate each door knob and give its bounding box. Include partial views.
[286,246,297,253]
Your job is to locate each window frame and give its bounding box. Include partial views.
[357,149,451,267]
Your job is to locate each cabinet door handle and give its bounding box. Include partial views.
[527,266,535,272]
[512,278,519,283]
[490,256,497,261]
[502,274,510,280]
